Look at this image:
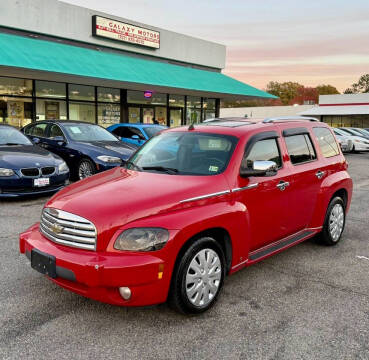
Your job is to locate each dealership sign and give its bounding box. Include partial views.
[92,16,160,49]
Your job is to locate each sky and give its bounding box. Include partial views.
[62,0,369,92]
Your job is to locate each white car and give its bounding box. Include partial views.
[333,128,369,152]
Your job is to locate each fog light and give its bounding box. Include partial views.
[119,287,131,300]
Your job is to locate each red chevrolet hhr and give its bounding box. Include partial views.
[20,117,352,313]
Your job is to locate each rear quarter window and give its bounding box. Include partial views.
[313,127,340,158]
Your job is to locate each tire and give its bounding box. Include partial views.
[319,197,346,246]
[168,237,225,314]
[77,158,96,180]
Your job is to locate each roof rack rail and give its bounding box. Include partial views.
[263,116,319,123]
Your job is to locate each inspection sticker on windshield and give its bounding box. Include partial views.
[70,126,82,134]
[209,165,219,172]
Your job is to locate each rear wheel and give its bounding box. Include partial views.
[319,197,345,246]
[169,237,225,314]
[78,158,96,180]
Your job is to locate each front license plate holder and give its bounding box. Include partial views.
[31,249,57,278]
[34,178,50,187]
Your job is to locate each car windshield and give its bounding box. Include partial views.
[0,126,32,146]
[63,123,119,142]
[144,126,167,138]
[127,131,238,175]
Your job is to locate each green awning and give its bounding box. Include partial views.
[0,32,276,99]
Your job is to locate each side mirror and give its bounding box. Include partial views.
[53,136,66,146]
[240,160,278,177]
[132,135,140,140]
[32,137,40,144]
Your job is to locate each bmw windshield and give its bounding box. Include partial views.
[63,124,119,142]
[0,126,32,146]
[127,131,238,175]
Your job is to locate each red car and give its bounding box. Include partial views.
[20,117,352,314]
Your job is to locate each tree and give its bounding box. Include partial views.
[316,84,340,95]
[344,74,369,94]
[265,81,303,105]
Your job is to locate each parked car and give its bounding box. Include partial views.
[107,123,167,147]
[332,130,353,153]
[22,121,137,180]
[0,124,69,198]
[20,117,352,314]
[333,128,369,152]
[339,127,369,140]
[349,127,369,138]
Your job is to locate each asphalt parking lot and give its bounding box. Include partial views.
[0,153,368,360]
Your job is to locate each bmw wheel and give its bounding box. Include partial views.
[320,197,346,246]
[78,158,96,180]
[169,237,225,314]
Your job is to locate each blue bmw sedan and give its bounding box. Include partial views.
[22,121,137,180]
[107,123,167,147]
[0,125,69,198]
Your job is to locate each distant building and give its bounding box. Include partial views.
[299,94,369,128]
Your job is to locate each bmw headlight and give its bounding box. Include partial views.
[97,155,122,163]
[58,161,69,174]
[0,168,14,177]
[114,228,169,251]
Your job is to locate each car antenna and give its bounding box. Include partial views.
[188,123,195,130]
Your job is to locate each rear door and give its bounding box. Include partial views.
[279,126,322,233]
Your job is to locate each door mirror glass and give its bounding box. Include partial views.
[240,160,278,177]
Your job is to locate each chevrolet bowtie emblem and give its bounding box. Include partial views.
[51,223,64,234]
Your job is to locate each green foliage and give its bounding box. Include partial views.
[316,84,340,95]
[265,81,303,105]
[344,74,369,94]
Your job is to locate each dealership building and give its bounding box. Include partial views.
[0,0,274,129]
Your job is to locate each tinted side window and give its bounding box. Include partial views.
[244,138,282,169]
[112,127,123,137]
[49,124,64,138]
[285,134,316,165]
[313,127,340,158]
[29,123,47,137]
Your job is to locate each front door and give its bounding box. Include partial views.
[143,107,154,124]
[169,108,183,127]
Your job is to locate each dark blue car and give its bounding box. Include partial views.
[107,123,167,147]
[0,124,69,198]
[22,121,137,180]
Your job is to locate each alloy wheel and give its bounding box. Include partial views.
[329,203,344,242]
[78,161,94,180]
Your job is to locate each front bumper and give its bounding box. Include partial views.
[0,173,69,198]
[19,224,172,306]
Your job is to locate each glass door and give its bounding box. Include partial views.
[128,107,141,123]
[169,108,183,127]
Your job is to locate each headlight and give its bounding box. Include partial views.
[0,168,14,177]
[97,155,122,163]
[114,228,169,251]
[58,161,69,174]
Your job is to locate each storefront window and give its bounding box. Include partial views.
[203,98,216,110]
[36,99,67,120]
[204,111,216,121]
[69,84,95,101]
[128,107,140,123]
[186,96,201,109]
[35,81,66,98]
[0,77,32,97]
[97,87,120,103]
[98,103,120,127]
[169,94,185,108]
[143,108,154,123]
[127,90,166,105]
[186,108,201,124]
[155,107,167,126]
[69,102,95,123]
[0,96,33,128]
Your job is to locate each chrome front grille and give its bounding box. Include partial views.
[40,207,97,250]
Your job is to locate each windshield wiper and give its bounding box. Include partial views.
[124,160,142,170]
[142,166,179,174]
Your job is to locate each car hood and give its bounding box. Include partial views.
[46,167,230,249]
[76,141,137,159]
[0,145,60,169]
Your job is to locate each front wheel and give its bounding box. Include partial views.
[319,197,346,246]
[169,237,225,314]
[78,158,96,180]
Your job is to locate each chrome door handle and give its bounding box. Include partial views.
[316,170,325,179]
[277,181,290,191]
